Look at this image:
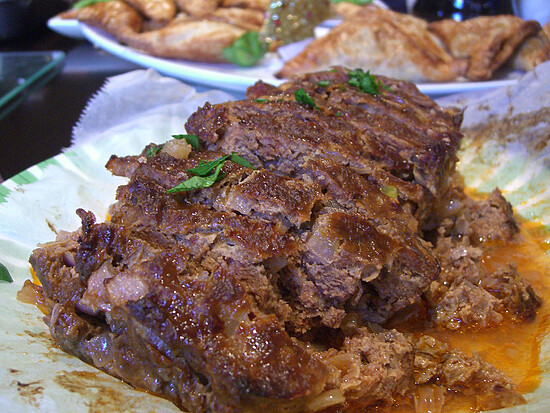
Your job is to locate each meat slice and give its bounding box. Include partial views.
[188,68,462,226]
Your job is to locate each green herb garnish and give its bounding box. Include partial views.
[381,185,398,199]
[294,88,319,110]
[317,80,330,87]
[186,155,230,176]
[230,153,255,169]
[73,0,112,9]
[348,68,390,95]
[172,134,201,151]
[329,0,373,5]
[335,111,343,117]
[222,31,268,67]
[167,163,226,193]
[254,99,270,103]
[0,263,13,283]
[167,153,255,193]
[146,144,164,158]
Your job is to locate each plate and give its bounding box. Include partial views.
[0,68,548,412]
[47,16,85,39]
[47,17,522,96]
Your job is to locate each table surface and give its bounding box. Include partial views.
[0,29,144,180]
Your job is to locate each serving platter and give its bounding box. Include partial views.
[1,67,549,412]
[48,17,523,96]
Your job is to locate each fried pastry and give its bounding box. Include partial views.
[277,6,466,82]
[174,0,221,16]
[124,0,177,22]
[330,2,368,20]
[210,6,264,31]
[428,15,542,80]
[60,1,143,37]
[123,18,245,62]
[220,0,270,10]
[509,30,550,71]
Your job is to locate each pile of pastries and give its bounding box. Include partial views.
[62,0,550,82]
[61,0,270,62]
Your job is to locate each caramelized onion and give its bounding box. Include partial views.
[306,389,345,411]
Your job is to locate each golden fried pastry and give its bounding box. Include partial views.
[277,5,466,82]
[428,15,541,80]
[122,18,245,62]
[211,7,265,31]
[60,1,143,36]
[174,0,221,16]
[509,30,550,71]
[330,2,363,20]
[124,0,177,22]
[221,0,270,11]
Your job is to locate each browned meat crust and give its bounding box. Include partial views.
[29,69,538,412]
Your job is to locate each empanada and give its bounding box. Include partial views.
[60,1,143,37]
[122,19,245,62]
[174,0,221,16]
[124,0,176,22]
[221,0,270,11]
[428,15,541,80]
[277,6,466,82]
[509,30,550,71]
[210,6,265,31]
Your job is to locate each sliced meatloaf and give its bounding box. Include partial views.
[28,69,539,412]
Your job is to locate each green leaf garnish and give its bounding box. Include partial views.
[222,31,268,67]
[167,153,255,193]
[335,111,343,117]
[173,134,201,151]
[294,88,319,110]
[317,80,330,87]
[348,68,388,95]
[0,263,13,283]
[167,163,225,193]
[254,99,270,103]
[230,153,255,169]
[381,185,398,199]
[73,0,112,9]
[186,155,230,176]
[329,0,372,4]
[147,144,164,158]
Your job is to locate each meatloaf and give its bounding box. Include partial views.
[28,68,540,412]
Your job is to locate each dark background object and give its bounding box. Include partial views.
[0,0,68,41]
[0,30,142,180]
[413,0,515,21]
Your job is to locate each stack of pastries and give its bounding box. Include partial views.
[62,1,550,81]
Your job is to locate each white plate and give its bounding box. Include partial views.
[47,16,85,40]
[45,17,524,96]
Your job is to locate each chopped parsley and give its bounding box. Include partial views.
[254,98,270,103]
[348,68,391,95]
[172,134,201,151]
[294,88,319,110]
[222,31,268,67]
[317,80,331,87]
[167,153,255,193]
[0,263,13,283]
[335,111,343,117]
[146,144,164,158]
